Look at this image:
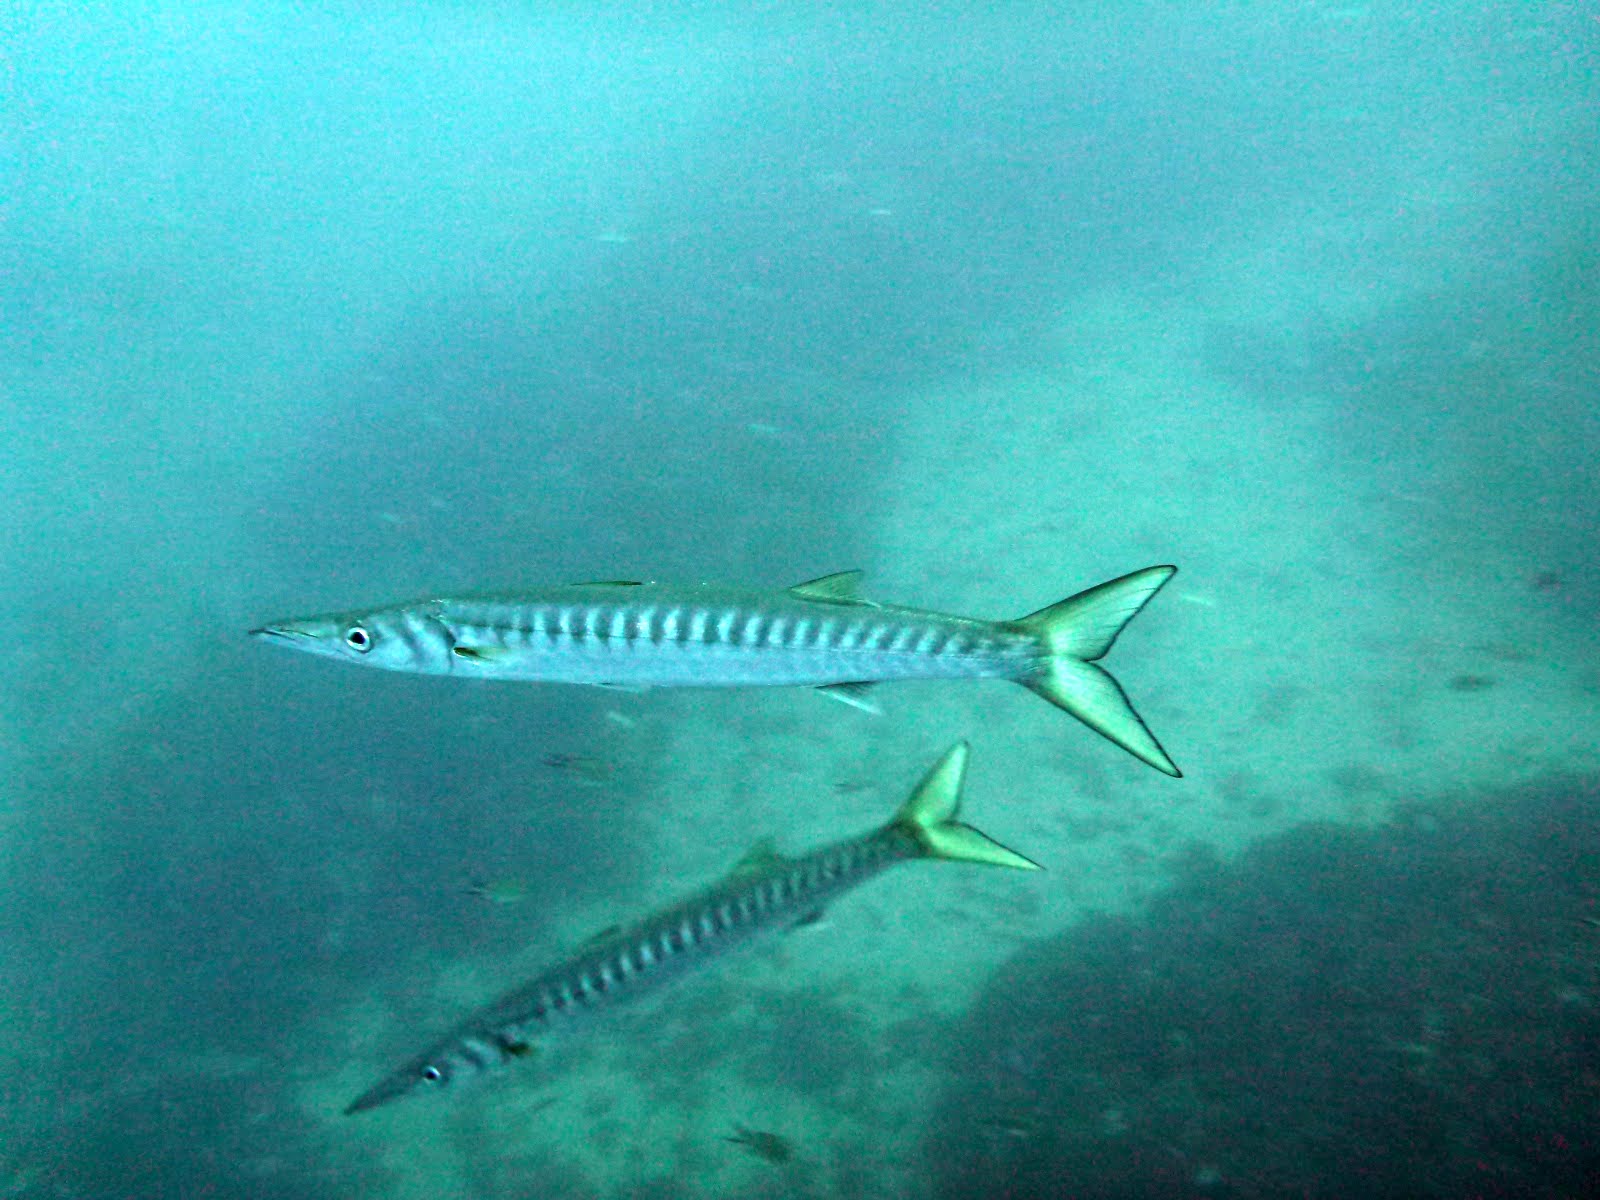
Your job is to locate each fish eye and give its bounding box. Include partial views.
[421,1064,444,1083]
[344,626,373,653]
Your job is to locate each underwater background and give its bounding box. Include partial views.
[3,2,1598,1197]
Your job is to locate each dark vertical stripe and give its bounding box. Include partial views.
[395,615,420,662]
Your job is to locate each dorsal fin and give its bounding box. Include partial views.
[726,837,784,880]
[570,580,646,588]
[787,570,866,605]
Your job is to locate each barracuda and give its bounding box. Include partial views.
[253,565,1181,776]
[344,743,1036,1115]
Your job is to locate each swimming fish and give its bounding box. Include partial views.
[541,751,617,786]
[253,566,1181,776]
[343,742,1038,1114]
[724,1124,795,1164]
[465,878,532,906]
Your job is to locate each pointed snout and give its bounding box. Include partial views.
[248,622,320,644]
[344,1071,415,1115]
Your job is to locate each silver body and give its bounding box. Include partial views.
[343,742,1036,1114]
[347,822,915,1113]
[254,568,1183,777]
[256,580,1041,687]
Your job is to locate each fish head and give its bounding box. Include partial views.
[345,1031,541,1115]
[345,1050,459,1115]
[250,602,452,674]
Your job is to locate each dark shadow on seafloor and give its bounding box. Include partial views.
[934,776,1600,1200]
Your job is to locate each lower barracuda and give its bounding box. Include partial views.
[344,743,1036,1115]
[254,566,1181,776]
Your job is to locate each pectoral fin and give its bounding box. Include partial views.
[452,644,508,662]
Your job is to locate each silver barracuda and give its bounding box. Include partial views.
[344,743,1036,1115]
[253,566,1181,776]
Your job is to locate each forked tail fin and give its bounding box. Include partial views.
[892,743,1040,870]
[1013,565,1181,778]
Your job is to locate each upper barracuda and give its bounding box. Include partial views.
[253,566,1181,776]
[344,742,1037,1115]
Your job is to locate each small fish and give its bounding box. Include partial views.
[466,879,531,906]
[253,567,1181,776]
[541,752,616,785]
[725,1125,794,1164]
[978,1112,1039,1140]
[343,743,1038,1114]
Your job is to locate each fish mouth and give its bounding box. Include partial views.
[249,624,319,644]
[344,1073,413,1116]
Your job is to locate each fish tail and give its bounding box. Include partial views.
[1012,565,1181,777]
[892,744,1040,870]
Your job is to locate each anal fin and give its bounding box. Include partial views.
[817,682,881,714]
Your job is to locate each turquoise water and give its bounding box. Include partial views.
[2,3,1597,1196]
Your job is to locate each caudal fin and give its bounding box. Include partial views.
[1014,566,1181,778]
[892,744,1040,870]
